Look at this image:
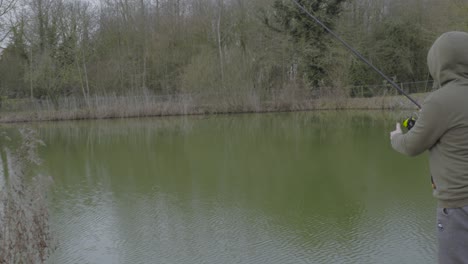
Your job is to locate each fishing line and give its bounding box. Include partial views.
[290,0,422,109]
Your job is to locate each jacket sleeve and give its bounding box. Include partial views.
[391,97,449,156]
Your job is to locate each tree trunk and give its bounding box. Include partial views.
[29,47,33,100]
[82,51,91,104]
[216,1,225,89]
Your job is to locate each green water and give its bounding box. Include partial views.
[35,111,436,264]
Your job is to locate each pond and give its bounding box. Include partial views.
[36,111,436,264]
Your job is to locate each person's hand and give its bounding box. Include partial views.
[390,123,402,140]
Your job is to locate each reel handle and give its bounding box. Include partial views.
[402,117,417,131]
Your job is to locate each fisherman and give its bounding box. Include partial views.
[390,31,468,263]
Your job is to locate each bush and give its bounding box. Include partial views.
[0,128,54,263]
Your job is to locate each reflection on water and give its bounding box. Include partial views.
[35,112,436,264]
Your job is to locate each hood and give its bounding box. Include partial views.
[427,31,468,88]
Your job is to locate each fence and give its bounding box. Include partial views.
[349,80,434,98]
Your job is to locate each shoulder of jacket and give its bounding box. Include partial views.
[423,90,441,105]
[424,85,455,104]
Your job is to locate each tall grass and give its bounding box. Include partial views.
[0,89,427,123]
[0,128,54,263]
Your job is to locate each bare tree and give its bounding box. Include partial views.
[0,0,18,44]
[216,0,225,89]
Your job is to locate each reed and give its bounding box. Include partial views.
[0,128,54,263]
[0,92,428,123]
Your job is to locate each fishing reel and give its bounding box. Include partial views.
[402,117,417,131]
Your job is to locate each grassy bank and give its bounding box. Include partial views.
[0,92,428,123]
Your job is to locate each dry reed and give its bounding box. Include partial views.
[0,128,54,263]
[0,91,428,123]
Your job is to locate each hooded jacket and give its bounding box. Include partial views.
[391,31,468,208]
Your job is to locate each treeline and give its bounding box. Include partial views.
[0,0,466,105]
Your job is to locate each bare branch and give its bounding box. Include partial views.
[0,0,17,17]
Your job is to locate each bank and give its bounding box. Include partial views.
[0,93,428,123]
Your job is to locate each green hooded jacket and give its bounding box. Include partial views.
[391,31,468,208]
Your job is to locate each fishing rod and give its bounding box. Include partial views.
[291,0,422,109]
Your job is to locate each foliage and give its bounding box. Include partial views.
[268,0,347,87]
[0,0,466,104]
